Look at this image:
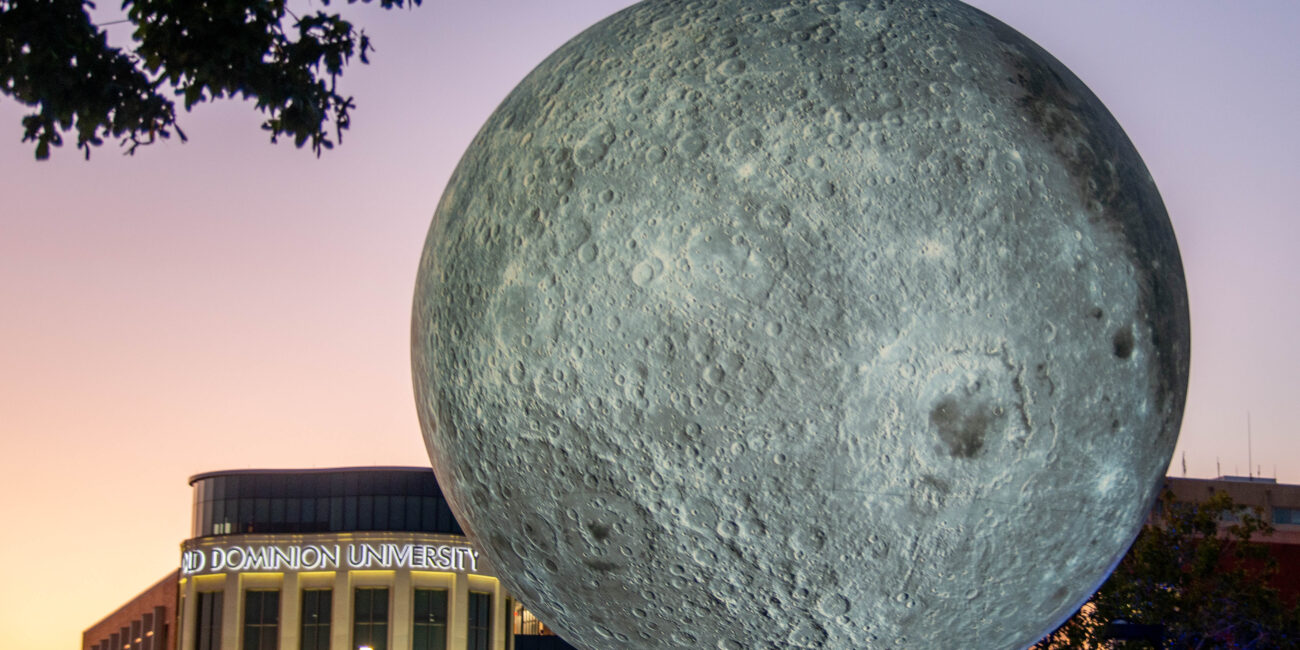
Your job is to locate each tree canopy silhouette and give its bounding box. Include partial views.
[0,0,419,159]
[1036,488,1300,648]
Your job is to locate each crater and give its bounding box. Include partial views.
[930,397,990,459]
[586,522,612,541]
[1112,325,1134,360]
[584,559,622,572]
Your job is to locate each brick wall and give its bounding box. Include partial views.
[83,570,179,650]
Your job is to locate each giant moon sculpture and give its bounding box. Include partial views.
[412,0,1190,648]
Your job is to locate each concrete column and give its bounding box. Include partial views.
[450,573,469,650]
[332,571,351,650]
[280,572,301,650]
[179,579,197,650]
[392,571,412,650]
[493,588,506,650]
[221,576,241,650]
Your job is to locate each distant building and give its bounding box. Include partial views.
[84,570,179,650]
[1165,475,1300,603]
[83,466,575,650]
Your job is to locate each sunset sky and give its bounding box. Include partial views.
[1,1,1297,648]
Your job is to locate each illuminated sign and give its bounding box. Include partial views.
[181,542,479,576]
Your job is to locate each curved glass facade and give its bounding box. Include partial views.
[190,468,463,538]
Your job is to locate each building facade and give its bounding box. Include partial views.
[1165,475,1300,603]
[84,570,179,650]
[85,467,577,650]
[180,467,512,650]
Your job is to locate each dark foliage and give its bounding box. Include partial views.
[0,0,418,159]
[1036,489,1300,648]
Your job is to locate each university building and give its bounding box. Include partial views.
[95,468,1300,649]
[83,467,574,650]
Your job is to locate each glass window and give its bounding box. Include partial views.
[1275,507,1300,525]
[330,497,344,530]
[300,589,332,650]
[194,500,207,538]
[306,473,326,497]
[358,496,374,531]
[243,590,279,650]
[406,498,421,532]
[241,499,257,534]
[439,500,461,534]
[301,498,316,528]
[412,589,448,650]
[467,592,491,650]
[270,474,287,498]
[422,498,437,532]
[353,587,389,650]
[514,604,546,635]
[390,497,406,530]
[315,498,330,531]
[345,496,359,530]
[195,591,223,650]
[438,500,453,532]
[193,470,458,536]
[210,500,225,535]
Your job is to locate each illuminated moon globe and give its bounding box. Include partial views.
[411,0,1190,648]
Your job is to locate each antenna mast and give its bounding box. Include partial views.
[1248,411,1253,480]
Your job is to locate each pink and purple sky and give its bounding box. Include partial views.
[1,1,1297,648]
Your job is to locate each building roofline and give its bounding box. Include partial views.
[188,466,434,485]
[1166,475,1286,485]
[82,569,180,635]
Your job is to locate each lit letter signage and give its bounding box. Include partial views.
[180,542,480,576]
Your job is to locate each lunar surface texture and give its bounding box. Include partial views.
[412,0,1190,647]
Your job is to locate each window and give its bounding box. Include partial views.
[192,470,457,536]
[358,495,374,531]
[300,589,332,650]
[467,592,492,650]
[514,605,545,635]
[353,587,389,650]
[194,591,223,650]
[1275,507,1300,525]
[243,590,279,650]
[330,497,344,530]
[390,496,407,530]
[412,589,448,650]
[345,496,359,530]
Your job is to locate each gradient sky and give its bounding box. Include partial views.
[1,1,1297,648]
